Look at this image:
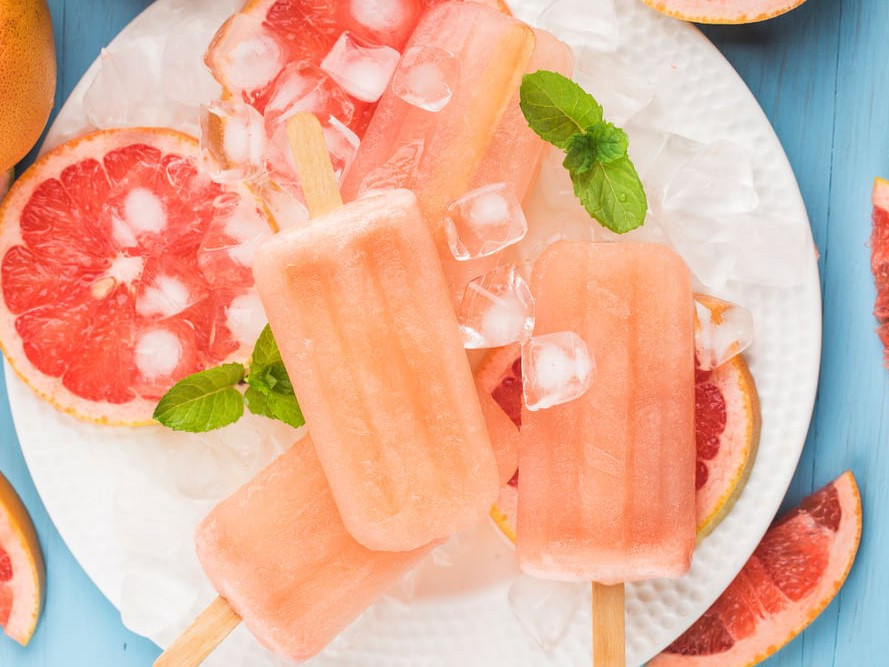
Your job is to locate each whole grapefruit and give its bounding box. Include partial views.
[0,0,56,172]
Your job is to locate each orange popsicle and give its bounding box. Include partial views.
[252,189,498,552]
[517,241,696,584]
[195,438,433,661]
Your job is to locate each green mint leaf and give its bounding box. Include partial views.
[249,324,282,370]
[591,123,629,164]
[519,70,603,149]
[153,363,245,432]
[245,385,275,418]
[264,391,305,429]
[570,156,648,234]
[563,133,598,174]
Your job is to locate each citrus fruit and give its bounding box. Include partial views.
[651,471,861,666]
[0,128,273,425]
[476,341,760,542]
[0,470,44,646]
[640,0,807,24]
[870,177,889,359]
[0,0,56,173]
[1,170,11,200]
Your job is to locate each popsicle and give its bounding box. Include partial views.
[253,118,499,552]
[516,241,696,664]
[340,1,536,303]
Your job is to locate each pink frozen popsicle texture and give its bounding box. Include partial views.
[517,241,696,584]
[195,437,433,662]
[252,189,498,552]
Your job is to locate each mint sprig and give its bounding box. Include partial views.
[520,71,647,233]
[153,325,304,433]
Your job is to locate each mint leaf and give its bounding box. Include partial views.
[570,156,647,234]
[563,134,598,174]
[249,324,281,370]
[520,70,603,149]
[245,385,275,418]
[591,123,628,164]
[264,391,305,429]
[153,363,245,432]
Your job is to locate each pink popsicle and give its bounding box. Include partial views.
[517,241,696,584]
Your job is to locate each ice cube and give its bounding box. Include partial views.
[458,265,535,349]
[522,331,594,411]
[357,140,424,194]
[200,100,266,183]
[136,275,193,318]
[390,45,460,112]
[134,329,183,380]
[323,116,361,180]
[694,296,754,371]
[662,140,759,216]
[211,13,285,93]
[255,178,310,230]
[574,48,656,125]
[445,183,528,260]
[198,194,272,286]
[508,573,585,652]
[161,14,223,109]
[342,0,420,46]
[83,46,166,130]
[536,0,620,52]
[320,31,401,103]
[263,61,356,130]
[225,292,268,347]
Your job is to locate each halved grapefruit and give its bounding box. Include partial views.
[477,341,760,542]
[871,177,889,360]
[651,471,862,666]
[0,128,273,425]
[641,0,807,24]
[0,470,44,646]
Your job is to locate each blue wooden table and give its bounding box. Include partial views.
[0,0,886,664]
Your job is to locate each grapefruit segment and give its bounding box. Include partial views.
[477,341,759,541]
[871,177,889,358]
[0,471,44,646]
[641,0,807,25]
[0,128,272,425]
[651,472,862,666]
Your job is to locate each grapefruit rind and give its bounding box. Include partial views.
[651,472,862,666]
[641,0,807,25]
[0,128,271,426]
[696,355,761,538]
[0,471,44,646]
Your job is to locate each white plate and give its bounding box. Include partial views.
[8,0,821,664]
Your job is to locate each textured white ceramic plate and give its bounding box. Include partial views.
[7,0,821,664]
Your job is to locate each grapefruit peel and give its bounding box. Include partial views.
[0,128,274,425]
[0,470,44,646]
[871,177,889,361]
[641,0,808,25]
[651,471,862,666]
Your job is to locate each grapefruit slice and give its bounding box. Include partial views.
[0,470,44,646]
[651,471,862,666]
[871,177,889,360]
[476,341,760,542]
[641,0,807,24]
[0,128,272,425]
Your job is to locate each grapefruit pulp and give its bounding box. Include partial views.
[641,0,807,24]
[476,341,760,542]
[0,128,273,425]
[651,471,862,666]
[0,470,44,646]
[870,177,889,361]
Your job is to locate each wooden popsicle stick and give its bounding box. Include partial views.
[286,112,344,217]
[592,582,625,667]
[153,596,241,667]
[155,113,342,667]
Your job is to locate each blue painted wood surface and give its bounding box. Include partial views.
[0,0,886,664]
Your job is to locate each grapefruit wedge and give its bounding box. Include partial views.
[652,471,862,666]
[476,341,760,542]
[0,470,44,646]
[0,128,273,425]
[871,177,889,360]
[641,0,807,24]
